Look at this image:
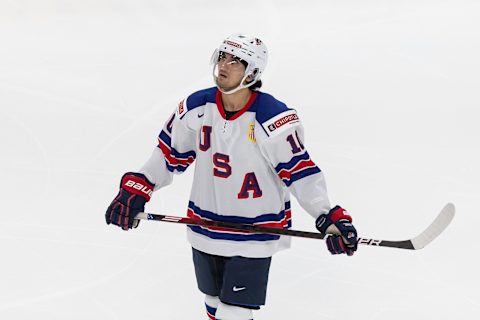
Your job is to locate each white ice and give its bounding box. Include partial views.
[0,0,479,319]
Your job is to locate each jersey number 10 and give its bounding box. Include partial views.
[286,131,304,154]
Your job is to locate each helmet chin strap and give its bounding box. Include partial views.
[215,75,253,95]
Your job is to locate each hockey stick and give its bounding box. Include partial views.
[135,203,455,250]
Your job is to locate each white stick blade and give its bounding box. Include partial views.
[411,203,455,249]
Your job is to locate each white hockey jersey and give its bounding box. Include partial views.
[140,87,331,258]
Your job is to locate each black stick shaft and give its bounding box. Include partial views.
[136,213,416,249]
[136,203,454,250]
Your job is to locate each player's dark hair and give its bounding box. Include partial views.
[249,80,263,91]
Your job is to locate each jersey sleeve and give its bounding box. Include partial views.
[257,108,331,219]
[139,99,197,190]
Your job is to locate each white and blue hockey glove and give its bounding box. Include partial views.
[316,206,358,256]
[105,172,154,230]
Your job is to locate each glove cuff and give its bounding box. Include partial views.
[315,206,352,233]
[315,213,331,233]
[329,205,352,224]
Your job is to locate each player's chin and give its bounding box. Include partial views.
[217,77,229,86]
[220,79,242,91]
[217,82,235,92]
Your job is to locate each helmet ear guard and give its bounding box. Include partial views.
[251,68,259,78]
[244,68,259,85]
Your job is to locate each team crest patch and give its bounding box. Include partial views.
[248,124,256,143]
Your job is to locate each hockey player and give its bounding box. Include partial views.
[106,34,358,320]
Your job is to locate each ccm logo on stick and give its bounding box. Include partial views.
[124,180,153,197]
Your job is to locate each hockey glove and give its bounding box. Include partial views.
[315,206,358,256]
[105,172,154,230]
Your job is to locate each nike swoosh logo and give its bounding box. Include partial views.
[198,113,204,118]
[233,286,246,292]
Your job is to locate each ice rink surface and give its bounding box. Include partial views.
[1,0,479,319]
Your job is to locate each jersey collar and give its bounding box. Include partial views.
[215,89,258,121]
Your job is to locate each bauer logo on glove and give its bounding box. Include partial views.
[105,172,155,230]
[124,179,153,199]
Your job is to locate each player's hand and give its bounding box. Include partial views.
[315,206,358,256]
[105,172,154,230]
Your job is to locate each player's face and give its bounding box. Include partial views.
[216,52,247,91]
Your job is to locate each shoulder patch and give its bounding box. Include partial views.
[261,109,300,136]
[178,87,217,120]
[176,99,187,118]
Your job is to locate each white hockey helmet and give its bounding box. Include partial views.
[211,33,268,94]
